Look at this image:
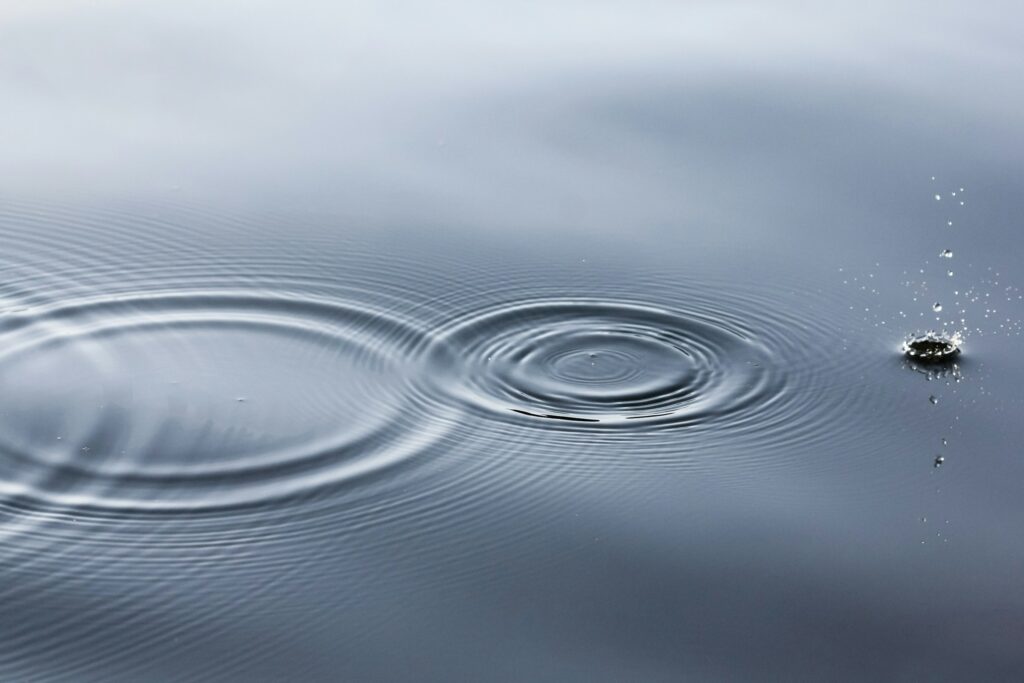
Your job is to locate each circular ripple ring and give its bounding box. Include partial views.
[424,299,776,427]
[0,292,446,513]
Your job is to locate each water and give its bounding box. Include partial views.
[3,2,1024,681]
[903,332,961,362]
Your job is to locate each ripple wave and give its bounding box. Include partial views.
[0,291,445,513]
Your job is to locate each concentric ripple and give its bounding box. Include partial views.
[426,299,776,427]
[0,292,444,513]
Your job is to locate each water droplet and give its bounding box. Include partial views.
[940,437,947,446]
[934,455,945,467]
[940,249,953,258]
[929,395,938,405]
[934,194,942,201]
[947,270,954,277]
[932,303,942,312]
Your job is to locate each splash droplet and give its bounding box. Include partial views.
[940,249,953,259]
[929,395,939,405]
[934,194,942,201]
[902,331,962,362]
[934,455,945,467]
[932,303,942,312]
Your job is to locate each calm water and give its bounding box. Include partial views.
[2,2,1024,681]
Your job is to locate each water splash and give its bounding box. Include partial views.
[902,331,962,362]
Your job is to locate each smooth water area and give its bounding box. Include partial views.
[2,2,1024,680]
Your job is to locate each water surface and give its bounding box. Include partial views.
[2,2,1024,681]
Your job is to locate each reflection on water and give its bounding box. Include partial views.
[2,1,1024,681]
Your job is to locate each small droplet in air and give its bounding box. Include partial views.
[932,303,942,312]
[934,194,942,201]
[934,455,945,467]
[929,395,939,405]
[940,249,953,258]
[947,270,954,277]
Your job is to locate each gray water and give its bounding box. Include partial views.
[2,2,1024,681]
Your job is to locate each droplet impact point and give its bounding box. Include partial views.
[902,331,962,363]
